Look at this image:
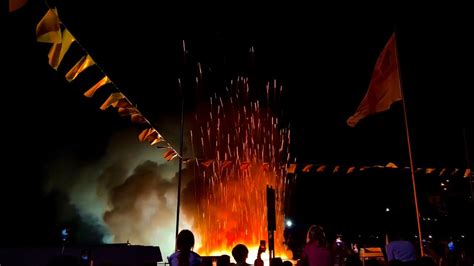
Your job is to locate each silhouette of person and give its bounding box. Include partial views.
[297,225,332,266]
[168,229,202,266]
[232,244,251,266]
[385,230,417,265]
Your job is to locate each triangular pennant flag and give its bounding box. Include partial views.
[302,164,314,173]
[48,29,75,69]
[333,165,341,173]
[100,92,125,110]
[385,162,398,168]
[131,113,147,124]
[425,168,436,174]
[65,55,95,82]
[36,8,61,43]
[138,128,156,142]
[347,166,356,174]
[163,149,178,161]
[287,164,296,174]
[316,165,326,172]
[84,76,110,98]
[449,168,459,176]
[150,135,164,146]
[118,107,139,117]
[439,168,447,176]
[464,169,472,178]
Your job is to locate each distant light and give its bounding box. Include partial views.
[422,218,426,221]
[443,188,448,191]
[428,235,433,239]
[461,235,465,238]
[441,182,445,186]
[385,208,390,212]
[414,235,418,238]
[434,218,438,222]
[286,220,293,228]
[446,179,450,183]
[427,217,431,221]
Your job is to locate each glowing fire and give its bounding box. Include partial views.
[189,76,291,261]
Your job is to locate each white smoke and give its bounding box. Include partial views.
[44,128,194,259]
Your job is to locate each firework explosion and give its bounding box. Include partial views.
[188,76,291,260]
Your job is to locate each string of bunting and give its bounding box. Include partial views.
[36,7,179,161]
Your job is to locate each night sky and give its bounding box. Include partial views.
[3,0,473,254]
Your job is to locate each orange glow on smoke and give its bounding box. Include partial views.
[189,77,291,260]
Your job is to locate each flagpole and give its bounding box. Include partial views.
[175,40,187,239]
[175,76,184,239]
[393,31,424,257]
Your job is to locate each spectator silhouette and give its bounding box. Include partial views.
[385,230,417,265]
[232,244,250,266]
[297,225,332,266]
[168,229,202,266]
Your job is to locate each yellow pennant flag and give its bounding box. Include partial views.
[36,8,61,43]
[9,0,27,12]
[100,92,125,110]
[84,76,110,98]
[385,162,398,168]
[150,135,164,145]
[48,29,75,69]
[65,55,95,82]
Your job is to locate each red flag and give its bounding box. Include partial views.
[347,33,402,127]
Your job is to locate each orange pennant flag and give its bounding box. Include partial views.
[222,160,233,169]
[347,33,402,127]
[65,55,95,82]
[100,92,125,110]
[48,29,75,69]
[316,165,326,172]
[302,164,314,173]
[385,162,398,168]
[287,164,296,174]
[163,149,178,161]
[464,169,472,178]
[131,114,147,124]
[347,166,356,174]
[138,128,156,142]
[118,107,139,117]
[150,136,164,145]
[9,0,27,12]
[84,76,110,98]
[36,8,61,43]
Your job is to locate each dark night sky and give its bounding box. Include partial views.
[3,1,473,248]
